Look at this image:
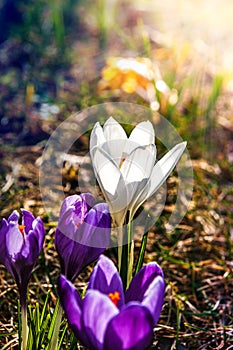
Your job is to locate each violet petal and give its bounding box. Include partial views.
[21,209,35,234]
[8,210,19,223]
[32,217,45,252]
[6,222,24,258]
[80,203,111,248]
[82,290,118,350]
[125,262,164,303]
[80,193,96,211]
[88,255,124,308]
[59,194,82,218]
[58,275,90,347]
[142,275,165,325]
[55,196,110,282]
[104,303,154,350]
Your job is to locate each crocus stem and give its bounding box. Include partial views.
[126,219,133,287]
[21,307,28,350]
[120,239,128,290]
[117,226,124,272]
[120,217,133,289]
[20,293,28,350]
[49,301,63,350]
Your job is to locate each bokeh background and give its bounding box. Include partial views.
[0,0,233,349]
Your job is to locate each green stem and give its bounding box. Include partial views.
[119,216,134,289]
[49,302,63,350]
[127,240,134,288]
[126,219,133,287]
[120,238,128,290]
[21,305,28,350]
[117,226,124,272]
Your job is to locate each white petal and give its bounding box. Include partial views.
[90,122,106,151]
[103,116,127,141]
[91,146,121,196]
[103,117,127,166]
[146,141,187,199]
[131,142,187,216]
[128,121,155,150]
[91,147,129,226]
[125,178,148,214]
[121,144,156,183]
[119,144,156,218]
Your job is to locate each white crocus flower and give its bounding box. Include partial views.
[90,117,186,227]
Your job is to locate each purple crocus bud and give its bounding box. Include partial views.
[0,209,45,307]
[58,255,165,350]
[55,194,111,282]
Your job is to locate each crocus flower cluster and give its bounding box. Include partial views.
[0,209,45,350]
[0,209,45,306]
[58,255,165,350]
[90,116,186,227]
[0,116,177,350]
[55,193,111,282]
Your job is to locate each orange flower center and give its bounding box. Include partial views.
[76,220,84,228]
[108,291,120,306]
[119,157,126,168]
[18,224,25,237]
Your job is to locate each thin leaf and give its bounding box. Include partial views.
[135,232,148,274]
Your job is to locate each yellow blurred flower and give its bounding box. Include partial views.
[98,57,155,94]
[98,57,178,112]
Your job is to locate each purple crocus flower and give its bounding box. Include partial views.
[55,194,111,282]
[58,255,165,350]
[0,209,45,307]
